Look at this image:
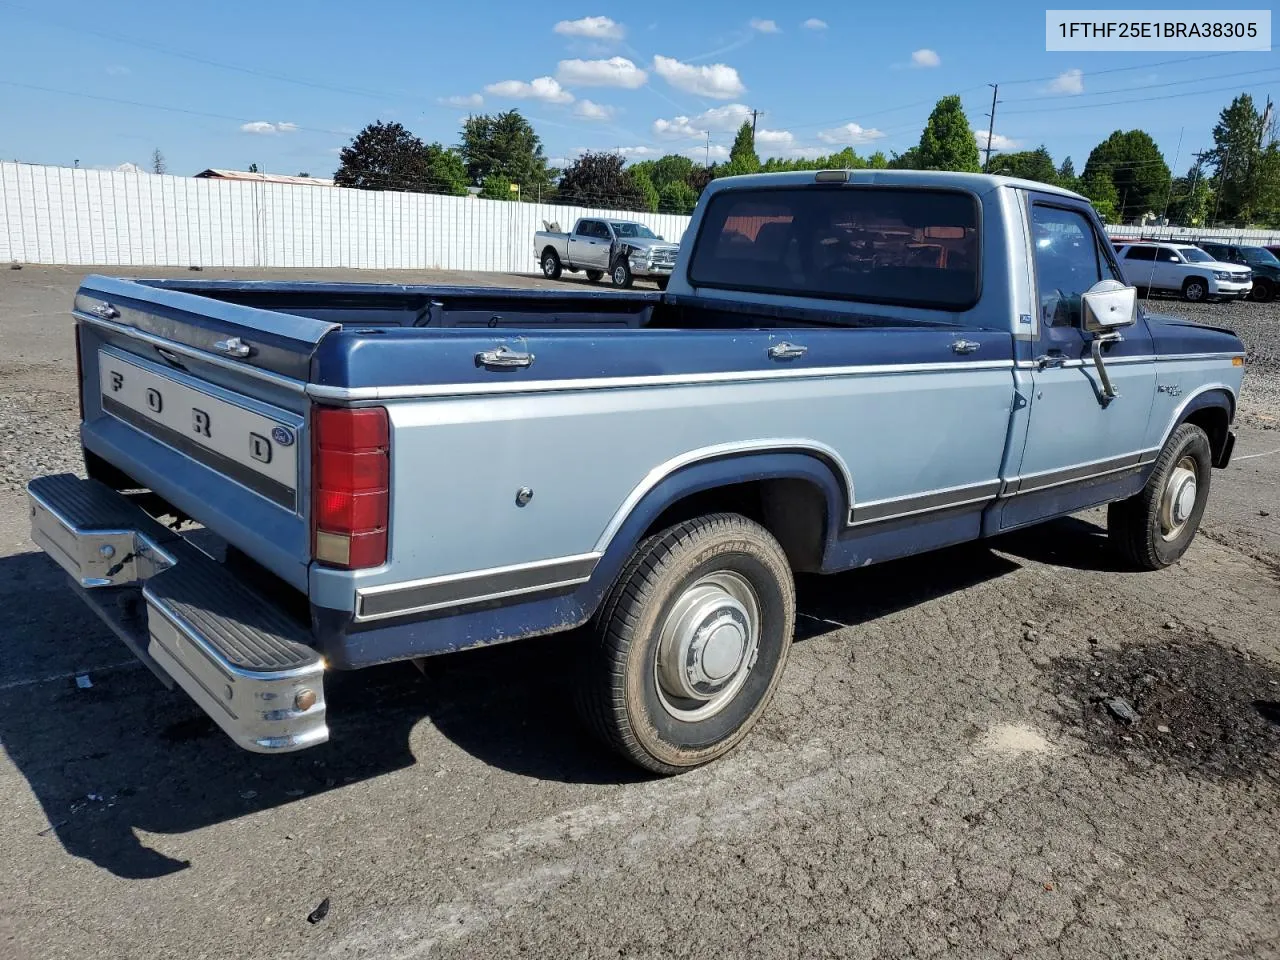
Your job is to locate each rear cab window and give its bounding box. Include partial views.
[688,186,981,310]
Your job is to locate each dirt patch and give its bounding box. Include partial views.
[1048,638,1280,784]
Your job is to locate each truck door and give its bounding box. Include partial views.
[1008,197,1157,522]
[569,220,609,269]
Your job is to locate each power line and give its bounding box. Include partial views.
[1001,79,1280,115]
[1002,66,1280,104]
[996,51,1235,86]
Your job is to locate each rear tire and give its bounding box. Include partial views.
[1108,423,1212,571]
[610,259,634,288]
[541,249,562,280]
[578,514,795,774]
[1181,277,1208,302]
[1249,278,1275,303]
[586,269,603,283]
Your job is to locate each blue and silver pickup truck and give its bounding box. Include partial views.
[28,170,1245,773]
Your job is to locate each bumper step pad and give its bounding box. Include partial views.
[28,474,327,753]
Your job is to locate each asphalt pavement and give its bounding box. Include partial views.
[0,266,1277,960]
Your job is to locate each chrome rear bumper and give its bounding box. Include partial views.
[28,474,327,753]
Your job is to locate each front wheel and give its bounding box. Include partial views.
[610,259,634,288]
[578,514,795,774]
[541,250,563,280]
[1249,278,1275,303]
[1108,423,1212,570]
[1182,277,1208,302]
[586,269,603,283]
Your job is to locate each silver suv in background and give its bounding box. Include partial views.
[534,217,681,289]
[1115,242,1253,302]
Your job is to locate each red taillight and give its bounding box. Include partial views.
[311,405,389,569]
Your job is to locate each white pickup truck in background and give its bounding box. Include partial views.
[534,217,681,289]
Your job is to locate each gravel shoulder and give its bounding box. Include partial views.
[0,268,1277,960]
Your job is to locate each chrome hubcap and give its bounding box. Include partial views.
[655,571,761,721]
[543,257,555,275]
[614,266,626,284]
[1160,456,1198,540]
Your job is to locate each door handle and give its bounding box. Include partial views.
[951,339,981,355]
[91,302,120,320]
[476,345,535,369]
[768,341,808,360]
[1035,351,1067,370]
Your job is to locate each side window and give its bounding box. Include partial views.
[1031,205,1103,327]
[1159,248,1181,262]
[578,220,601,238]
[1125,246,1156,261]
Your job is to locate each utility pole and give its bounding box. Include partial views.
[982,84,999,172]
[751,109,758,141]
[706,132,711,167]
[1211,144,1230,227]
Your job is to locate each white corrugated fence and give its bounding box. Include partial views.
[4,161,1279,270]
[0,162,691,271]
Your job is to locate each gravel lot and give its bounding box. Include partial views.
[0,267,1277,960]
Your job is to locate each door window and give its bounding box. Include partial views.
[1031,205,1103,327]
[1159,248,1181,262]
[578,221,604,239]
[1124,246,1157,261]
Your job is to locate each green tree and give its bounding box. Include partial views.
[651,154,695,190]
[728,121,760,174]
[1252,143,1280,227]
[1168,164,1214,227]
[335,121,468,194]
[248,163,259,173]
[888,146,920,169]
[1057,156,1077,191]
[556,151,646,210]
[1208,94,1268,223]
[632,166,660,212]
[478,174,514,200]
[1081,130,1171,223]
[658,180,698,214]
[151,149,166,175]
[460,110,556,198]
[916,96,981,172]
[867,151,889,169]
[989,146,1057,185]
[1080,169,1120,222]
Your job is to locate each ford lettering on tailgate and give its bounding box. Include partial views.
[98,350,300,509]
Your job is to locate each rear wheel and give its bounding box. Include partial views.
[578,514,795,774]
[586,269,603,283]
[1181,277,1208,302]
[1249,278,1275,303]
[610,259,634,288]
[1108,423,1212,570]
[541,249,562,280]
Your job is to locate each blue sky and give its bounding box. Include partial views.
[1,1,1276,179]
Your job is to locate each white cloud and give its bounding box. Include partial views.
[652,55,745,99]
[755,128,794,145]
[817,122,886,145]
[484,76,574,104]
[574,99,616,120]
[439,93,483,108]
[652,103,754,140]
[554,16,625,40]
[787,146,829,159]
[801,17,827,30]
[240,121,298,135]
[684,144,730,162]
[749,18,780,33]
[105,65,131,76]
[654,116,705,139]
[974,129,1020,150]
[911,48,941,68]
[557,57,647,88]
[617,145,659,158]
[1049,68,1084,95]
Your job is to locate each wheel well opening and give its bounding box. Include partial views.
[1184,404,1230,462]
[642,478,828,573]
[541,246,559,261]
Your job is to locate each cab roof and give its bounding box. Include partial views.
[704,168,1089,202]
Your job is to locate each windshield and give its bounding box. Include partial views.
[611,222,659,240]
[1241,246,1280,265]
[1179,247,1214,263]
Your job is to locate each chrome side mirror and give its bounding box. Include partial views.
[1081,279,1137,333]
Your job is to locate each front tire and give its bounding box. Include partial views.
[541,249,563,280]
[1182,277,1208,302]
[1108,423,1212,570]
[610,259,634,288]
[579,514,795,774]
[1249,278,1275,303]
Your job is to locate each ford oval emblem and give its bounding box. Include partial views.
[271,425,295,447]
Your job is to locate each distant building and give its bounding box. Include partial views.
[194,169,335,187]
